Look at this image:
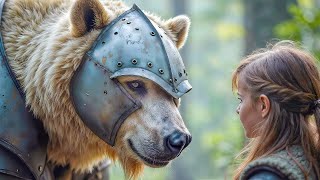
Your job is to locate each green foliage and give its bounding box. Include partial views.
[274,1,320,59]
[201,119,243,177]
[216,23,244,41]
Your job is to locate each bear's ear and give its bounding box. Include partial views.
[164,15,190,49]
[70,0,114,37]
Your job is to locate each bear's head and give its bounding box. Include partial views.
[6,0,191,178]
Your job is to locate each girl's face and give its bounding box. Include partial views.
[236,76,264,138]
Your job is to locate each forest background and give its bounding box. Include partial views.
[109,0,320,179]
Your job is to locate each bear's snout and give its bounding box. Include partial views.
[165,130,192,155]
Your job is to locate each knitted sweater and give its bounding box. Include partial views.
[240,146,317,180]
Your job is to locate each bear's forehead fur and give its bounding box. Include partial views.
[1,0,189,178]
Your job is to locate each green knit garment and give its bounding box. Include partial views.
[240,146,316,180]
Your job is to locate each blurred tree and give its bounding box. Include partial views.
[244,0,296,54]
[169,0,192,180]
[274,1,320,59]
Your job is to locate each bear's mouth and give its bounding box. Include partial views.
[128,139,170,167]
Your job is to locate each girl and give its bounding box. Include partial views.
[232,41,320,180]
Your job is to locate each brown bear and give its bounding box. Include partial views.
[0,0,192,179]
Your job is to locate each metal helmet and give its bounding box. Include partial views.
[71,4,192,146]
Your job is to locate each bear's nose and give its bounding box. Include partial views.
[166,131,192,154]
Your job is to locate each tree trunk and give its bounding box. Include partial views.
[169,0,192,180]
[244,0,296,54]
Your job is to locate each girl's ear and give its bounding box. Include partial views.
[164,15,190,49]
[70,0,114,37]
[259,94,270,118]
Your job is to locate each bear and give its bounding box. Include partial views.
[0,0,192,179]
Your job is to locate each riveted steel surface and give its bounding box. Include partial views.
[71,55,141,146]
[71,4,192,146]
[0,146,33,179]
[89,4,192,98]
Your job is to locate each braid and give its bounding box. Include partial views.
[232,40,320,180]
[251,78,316,115]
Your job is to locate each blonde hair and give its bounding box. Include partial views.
[232,41,320,179]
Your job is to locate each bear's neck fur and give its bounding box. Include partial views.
[1,0,150,176]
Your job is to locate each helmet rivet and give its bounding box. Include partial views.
[38,166,43,172]
[117,62,123,67]
[102,41,105,44]
[159,69,164,74]
[174,78,178,82]
[122,18,126,21]
[150,32,156,36]
[135,28,139,30]
[179,72,182,77]
[127,21,131,24]
[169,79,173,83]
[114,32,118,35]
[147,62,153,68]
[132,59,138,65]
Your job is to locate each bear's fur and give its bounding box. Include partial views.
[1,0,190,179]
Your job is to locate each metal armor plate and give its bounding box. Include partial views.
[71,4,192,146]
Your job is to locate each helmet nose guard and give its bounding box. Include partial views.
[71,4,192,146]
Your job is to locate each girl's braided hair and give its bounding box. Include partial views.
[233,41,320,179]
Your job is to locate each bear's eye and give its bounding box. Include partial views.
[132,82,139,88]
[126,80,147,95]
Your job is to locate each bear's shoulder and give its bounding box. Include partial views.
[0,144,49,179]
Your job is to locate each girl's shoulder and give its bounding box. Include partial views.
[240,146,315,180]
